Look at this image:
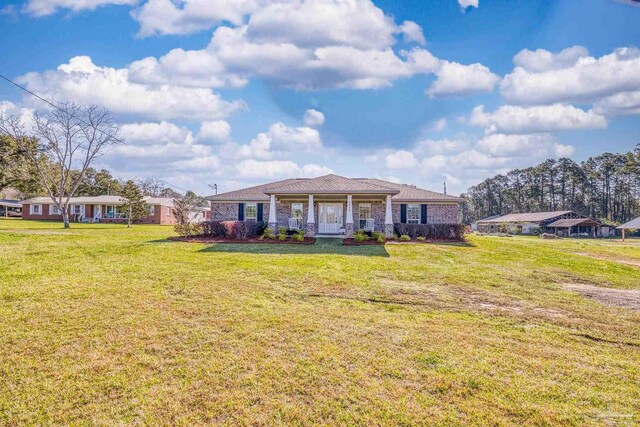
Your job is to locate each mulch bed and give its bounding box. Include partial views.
[168,236,316,245]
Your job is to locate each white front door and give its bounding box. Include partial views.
[318,203,343,234]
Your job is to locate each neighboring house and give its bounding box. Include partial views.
[475,211,604,236]
[617,217,640,241]
[0,199,22,218]
[189,206,211,223]
[21,196,177,224]
[206,174,463,237]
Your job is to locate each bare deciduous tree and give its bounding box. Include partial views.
[0,103,121,228]
[136,177,165,197]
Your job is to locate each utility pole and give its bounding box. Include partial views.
[209,184,218,195]
[443,180,447,195]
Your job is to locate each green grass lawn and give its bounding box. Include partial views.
[1,220,639,426]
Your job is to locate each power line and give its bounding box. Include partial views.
[1,72,216,195]
[0,73,124,143]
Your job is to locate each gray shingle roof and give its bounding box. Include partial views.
[477,211,575,224]
[207,174,462,202]
[547,218,600,227]
[617,217,640,229]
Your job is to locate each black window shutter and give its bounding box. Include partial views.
[421,204,427,224]
[257,203,263,222]
[238,203,244,221]
[400,204,407,224]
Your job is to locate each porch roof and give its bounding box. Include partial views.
[0,199,22,208]
[547,218,600,228]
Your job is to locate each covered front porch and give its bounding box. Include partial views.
[264,192,396,238]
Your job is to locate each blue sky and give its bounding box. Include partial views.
[1,0,639,196]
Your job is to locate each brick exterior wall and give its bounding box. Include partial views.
[210,200,461,231]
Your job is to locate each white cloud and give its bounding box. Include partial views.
[127,5,493,93]
[18,56,245,121]
[107,120,222,173]
[120,121,192,145]
[245,0,398,50]
[431,118,447,131]
[501,47,640,107]
[458,0,478,11]
[198,120,231,142]
[594,91,640,116]
[229,122,323,160]
[385,150,419,169]
[513,46,589,73]
[398,20,426,45]
[427,61,499,96]
[23,0,136,16]
[235,159,332,179]
[469,104,608,134]
[131,0,258,37]
[303,109,325,127]
[476,133,558,157]
[0,101,36,129]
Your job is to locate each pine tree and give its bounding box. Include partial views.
[119,180,149,228]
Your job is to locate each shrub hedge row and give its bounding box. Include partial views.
[201,221,267,239]
[393,223,465,241]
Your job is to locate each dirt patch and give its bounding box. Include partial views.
[574,252,640,268]
[564,283,640,310]
[168,236,316,245]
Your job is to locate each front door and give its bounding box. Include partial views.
[318,203,343,234]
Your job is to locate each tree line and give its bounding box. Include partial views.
[462,145,640,224]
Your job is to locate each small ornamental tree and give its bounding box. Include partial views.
[172,193,202,237]
[119,180,148,228]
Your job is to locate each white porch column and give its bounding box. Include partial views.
[384,194,394,238]
[306,194,315,237]
[345,194,354,237]
[268,194,277,230]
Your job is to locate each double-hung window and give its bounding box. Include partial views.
[291,203,303,229]
[31,204,42,215]
[407,204,420,224]
[73,205,83,215]
[359,203,373,230]
[245,203,257,221]
[50,205,61,215]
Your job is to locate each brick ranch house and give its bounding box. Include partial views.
[207,174,463,237]
[21,195,177,224]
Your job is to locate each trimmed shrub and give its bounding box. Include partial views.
[278,226,287,240]
[393,223,465,241]
[354,232,368,243]
[416,236,426,241]
[201,221,266,239]
[174,223,203,237]
[292,230,304,242]
[400,234,411,241]
[373,232,386,243]
[261,227,275,240]
[201,220,227,237]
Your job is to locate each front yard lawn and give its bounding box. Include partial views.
[0,220,639,425]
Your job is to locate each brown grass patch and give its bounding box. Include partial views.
[564,283,640,310]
